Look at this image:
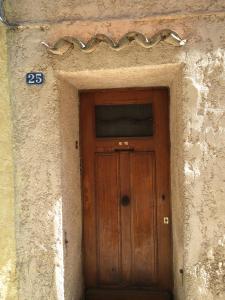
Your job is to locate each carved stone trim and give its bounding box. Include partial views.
[0,0,8,25]
[0,0,19,27]
[42,29,186,55]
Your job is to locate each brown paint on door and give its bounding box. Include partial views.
[80,88,173,300]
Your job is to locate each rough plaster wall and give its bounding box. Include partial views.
[59,80,82,300]
[182,19,225,300]
[5,7,225,300]
[7,28,65,300]
[0,24,18,300]
[5,0,225,23]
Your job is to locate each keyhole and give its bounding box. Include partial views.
[121,195,130,206]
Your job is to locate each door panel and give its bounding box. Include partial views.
[80,88,172,300]
[95,153,120,285]
[119,152,132,285]
[130,152,157,285]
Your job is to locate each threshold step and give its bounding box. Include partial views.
[85,288,173,300]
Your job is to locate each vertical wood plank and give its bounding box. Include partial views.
[130,152,157,285]
[153,89,172,289]
[95,153,121,285]
[119,152,132,284]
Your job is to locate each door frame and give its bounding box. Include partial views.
[57,64,184,300]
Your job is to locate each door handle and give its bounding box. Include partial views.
[121,195,130,206]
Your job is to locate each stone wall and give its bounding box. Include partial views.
[1,1,225,300]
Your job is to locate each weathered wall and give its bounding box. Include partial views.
[3,1,225,300]
[5,0,225,23]
[7,30,65,299]
[0,24,18,300]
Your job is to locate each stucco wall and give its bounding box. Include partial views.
[5,0,225,23]
[3,1,225,300]
[0,24,18,300]
[7,28,64,299]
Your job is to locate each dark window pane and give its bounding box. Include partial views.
[95,104,153,138]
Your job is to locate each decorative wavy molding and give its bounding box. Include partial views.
[0,0,18,26]
[0,0,7,25]
[42,29,186,55]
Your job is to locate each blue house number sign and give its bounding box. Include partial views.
[26,72,44,85]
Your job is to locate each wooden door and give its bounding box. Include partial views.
[80,88,172,300]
